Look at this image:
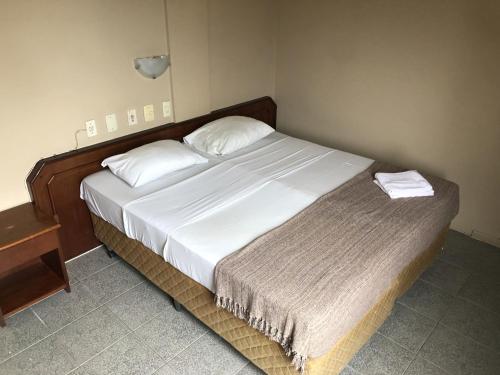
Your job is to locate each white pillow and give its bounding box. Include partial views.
[183,116,274,155]
[101,140,207,187]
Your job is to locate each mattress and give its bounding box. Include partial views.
[81,133,373,291]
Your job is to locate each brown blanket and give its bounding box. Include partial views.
[214,162,459,371]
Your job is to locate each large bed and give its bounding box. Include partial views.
[27,97,459,374]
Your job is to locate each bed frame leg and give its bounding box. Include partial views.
[172,298,182,312]
[103,245,116,258]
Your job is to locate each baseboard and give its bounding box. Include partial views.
[471,229,500,248]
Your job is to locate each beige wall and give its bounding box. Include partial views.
[166,0,211,121]
[166,0,276,120]
[0,0,172,210]
[208,0,276,110]
[0,0,277,210]
[3,0,497,244]
[275,0,500,244]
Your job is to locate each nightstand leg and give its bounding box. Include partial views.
[0,308,5,327]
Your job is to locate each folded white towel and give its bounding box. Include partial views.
[374,170,434,199]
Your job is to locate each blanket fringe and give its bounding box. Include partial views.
[215,295,307,373]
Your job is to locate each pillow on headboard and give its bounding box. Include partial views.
[101,140,207,187]
[184,116,274,156]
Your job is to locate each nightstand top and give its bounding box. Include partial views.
[0,203,60,251]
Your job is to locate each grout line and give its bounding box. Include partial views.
[130,307,209,364]
[413,353,454,375]
[30,308,47,328]
[161,332,209,366]
[419,271,471,296]
[375,331,417,354]
[397,294,500,354]
[453,271,474,297]
[418,275,500,329]
[410,295,457,375]
[152,362,173,375]
[75,258,122,283]
[437,321,500,354]
[0,279,143,366]
[343,365,364,375]
[230,360,250,375]
[64,330,135,375]
[396,300,439,322]
[397,278,500,323]
[128,329,169,365]
[414,278,454,297]
[400,319,441,375]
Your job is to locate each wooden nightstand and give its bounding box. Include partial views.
[0,203,70,327]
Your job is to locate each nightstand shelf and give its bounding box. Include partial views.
[0,203,70,327]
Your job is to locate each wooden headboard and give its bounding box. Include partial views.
[27,97,277,260]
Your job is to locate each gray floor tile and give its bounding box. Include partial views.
[237,362,265,374]
[404,355,448,375]
[420,324,500,375]
[458,270,500,313]
[0,308,50,363]
[82,261,144,304]
[441,297,500,352]
[378,303,435,352]
[0,306,129,375]
[134,304,208,360]
[66,246,118,281]
[106,282,173,330]
[349,333,414,375]
[70,333,165,375]
[441,231,500,272]
[420,259,470,295]
[153,364,178,374]
[167,332,248,375]
[398,280,454,320]
[339,365,362,375]
[31,282,99,332]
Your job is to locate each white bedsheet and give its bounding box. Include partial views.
[80,132,286,231]
[81,133,373,291]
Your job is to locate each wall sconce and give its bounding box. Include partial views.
[134,55,170,79]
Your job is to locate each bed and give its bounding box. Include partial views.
[27,97,459,374]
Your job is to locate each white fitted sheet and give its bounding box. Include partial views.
[81,133,373,291]
[80,132,286,232]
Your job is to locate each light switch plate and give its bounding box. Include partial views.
[85,120,97,137]
[144,104,155,122]
[105,113,118,132]
[127,109,138,126]
[162,101,171,118]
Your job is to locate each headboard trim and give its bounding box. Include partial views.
[27,97,277,259]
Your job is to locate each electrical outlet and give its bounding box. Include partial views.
[105,113,118,132]
[162,101,171,118]
[127,109,138,126]
[143,104,155,122]
[85,120,97,137]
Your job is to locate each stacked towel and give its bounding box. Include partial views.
[374,170,434,199]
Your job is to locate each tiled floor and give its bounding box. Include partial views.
[1,230,499,375]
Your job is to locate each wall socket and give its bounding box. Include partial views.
[162,101,171,118]
[144,104,155,122]
[127,109,138,126]
[105,113,118,132]
[85,119,97,137]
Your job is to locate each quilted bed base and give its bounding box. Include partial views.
[91,213,448,375]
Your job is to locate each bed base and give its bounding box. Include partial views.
[91,213,448,375]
